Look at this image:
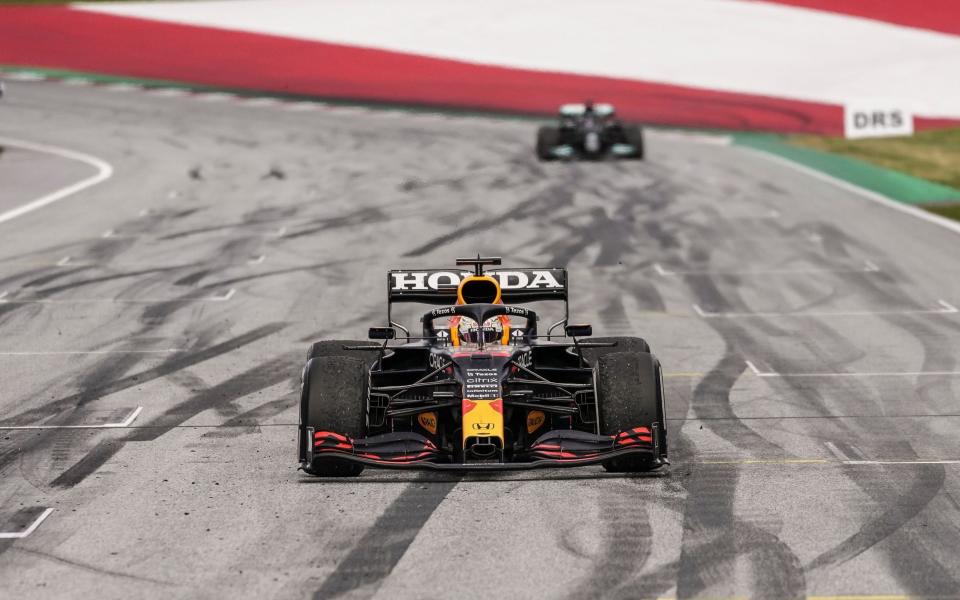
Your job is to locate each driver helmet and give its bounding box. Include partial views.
[450,275,511,346]
[456,316,505,345]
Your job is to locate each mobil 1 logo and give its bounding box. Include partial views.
[464,368,500,400]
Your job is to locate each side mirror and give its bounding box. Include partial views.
[368,327,396,340]
[565,324,592,338]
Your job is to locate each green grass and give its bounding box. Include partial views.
[789,128,960,223]
[790,128,960,191]
[922,202,960,222]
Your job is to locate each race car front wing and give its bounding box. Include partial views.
[304,425,666,471]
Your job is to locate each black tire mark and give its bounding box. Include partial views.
[311,477,460,600]
[676,464,805,600]
[201,396,292,439]
[562,482,655,600]
[51,351,296,488]
[674,345,803,598]
[806,462,946,573]
[402,184,574,257]
[0,323,286,428]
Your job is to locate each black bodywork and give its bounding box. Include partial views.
[298,258,666,472]
[536,103,644,161]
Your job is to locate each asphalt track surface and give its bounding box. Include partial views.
[2,80,960,600]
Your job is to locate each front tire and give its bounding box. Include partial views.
[596,351,666,472]
[623,126,644,160]
[581,336,651,366]
[301,355,369,477]
[536,126,561,161]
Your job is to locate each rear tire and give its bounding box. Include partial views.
[536,126,561,161]
[623,126,644,160]
[301,355,369,477]
[595,351,666,472]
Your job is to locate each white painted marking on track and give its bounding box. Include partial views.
[844,460,960,465]
[740,147,960,239]
[247,255,266,265]
[747,364,960,378]
[694,301,957,318]
[656,259,880,276]
[242,97,280,107]
[938,300,958,313]
[275,226,288,237]
[652,130,732,146]
[0,349,179,356]
[118,406,144,427]
[210,288,236,301]
[101,229,115,238]
[824,442,853,462]
[4,71,45,82]
[0,291,9,302]
[744,360,763,376]
[103,82,141,92]
[194,92,235,102]
[0,137,114,226]
[61,78,92,87]
[56,256,71,267]
[0,508,54,540]
[0,407,143,430]
[149,88,189,97]
[0,291,236,304]
[284,101,323,112]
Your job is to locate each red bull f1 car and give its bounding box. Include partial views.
[298,257,667,476]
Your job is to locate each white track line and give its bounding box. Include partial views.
[242,97,281,108]
[843,460,960,465]
[0,508,54,540]
[103,83,141,92]
[0,137,114,226]
[0,406,142,430]
[210,288,236,301]
[744,360,763,376]
[194,92,235,102]
[247,255,266,265]
[149,88,189,97]
[0,349,179,356]
[0,289,235,304]
[824,441,851,462]
[56,256,71,267]
[655,260,879,276]
[746,359,960,378]
[694,300,957,318]
[61,78,92,87]
[283,101,322,111]
[3,71,45,82]
[740,146,960,239]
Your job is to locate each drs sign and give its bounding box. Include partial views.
[844,103,913,139]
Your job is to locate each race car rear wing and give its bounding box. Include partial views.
[386,267,569,331]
